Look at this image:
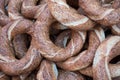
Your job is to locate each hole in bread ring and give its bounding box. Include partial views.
[56,26,105,71]
[0,19,42,75]
[93,36,120,80]
[31,4,86,62]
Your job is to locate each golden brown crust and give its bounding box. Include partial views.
[8,0,24,20]
[80,64,120,78]
[56,26,105,71]
[30,3,86,62]
[111,24,120,35]
[93,36,120,80]
[0,0,11,26]
[0,19,42,75]
[21,0,45,19]
[79,0,120,26]
[37,60,58,80]
[0,0,119,79]
[47,0,95,31]
[0,0,25,26]
[58,70,84,80]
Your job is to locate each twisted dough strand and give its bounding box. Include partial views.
[47,0,95,30]
[93,36,120,80]
[0,19,42,75]
[80,63,120,78]
[21,0,46,19]
[0,0,11,26]
[111,24,120,35]
[37,60,58,80]
[30,3,86,62]
[8,0,24,20]
[0,0,25,26]
[79,0,120,26]
[56,26,105,71]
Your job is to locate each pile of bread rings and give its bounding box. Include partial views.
[0,0,120,80]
